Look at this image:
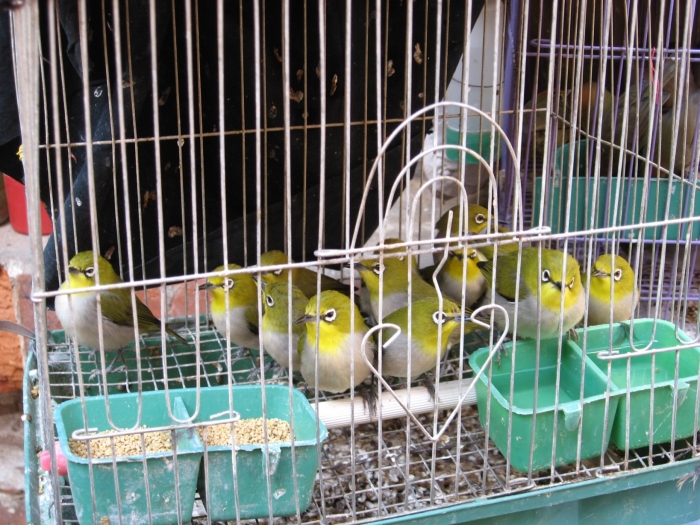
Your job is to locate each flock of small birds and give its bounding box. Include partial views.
[55,204,641,409]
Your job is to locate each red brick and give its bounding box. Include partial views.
[136,287,165,320]
[169,281,202,318]
[0,269,23,392]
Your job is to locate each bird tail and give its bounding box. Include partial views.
[165,326,189,345]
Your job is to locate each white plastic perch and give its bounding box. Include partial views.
[312,378,476,430]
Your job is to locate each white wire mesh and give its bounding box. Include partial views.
[8,0,700,523]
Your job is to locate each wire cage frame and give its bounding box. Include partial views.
[6,0,700,524]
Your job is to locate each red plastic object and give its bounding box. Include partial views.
[40,442,68,476]
[3,173,52,235]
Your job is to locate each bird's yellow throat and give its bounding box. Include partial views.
[305,322,352,355]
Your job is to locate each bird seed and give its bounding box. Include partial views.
[69,426,172,458]
[198,418,291,446]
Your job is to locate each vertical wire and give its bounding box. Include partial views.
[122,1,148,292]
[315,1,330,521]
[148,0,178,425]
[195,0,208,278]
[262,0,269,252]
[402,0,419,507]
[429,0,445,505]
[75,0,127,433]
[183,0,203,399]
[111,0,145,418]
[99,0,122,278]
[169,0,189,324]
[53,0,80,258]
[301,0,309,257]
[11,3,64,523]
[276,0,299,519]
[247,2,265,522]
[340,2,360,519]
[239,1,249,265]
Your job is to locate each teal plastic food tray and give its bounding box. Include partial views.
[581,320,700,449]
[469,337,619,472]
[54,392,203,525]
[186,385,326,520]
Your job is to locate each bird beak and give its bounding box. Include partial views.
[198,282,215,291]
[294,314,316,325]
[451,314,472,323]
[553,281,562,291]
[68,266,80,275]
[592,269,608,278]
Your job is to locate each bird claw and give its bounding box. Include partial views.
[88,364,127,381]
[359,380,378,418]
[567,327,580,342]
[421,373,436,402]
[245,366,262,382]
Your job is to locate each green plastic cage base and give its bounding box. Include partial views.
[370,458,700,525]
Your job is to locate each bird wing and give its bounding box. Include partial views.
[477,256,523,301]
[95,291,143,328]
[419,264,438,282]
[244,305,260,336]
[297,331,307,361]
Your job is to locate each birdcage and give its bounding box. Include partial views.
[7,0,700,524]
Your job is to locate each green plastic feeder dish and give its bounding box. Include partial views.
[533,143,700,240]
[469,337,620,473]
[187,385,327,520]
[444,124,498,163]
[54,393,204,525]
[580,320,700,450]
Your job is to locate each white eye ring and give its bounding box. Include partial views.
[84,267,95,278]
[613,269,622,281]
[568,277,576,289]
[273,269,283,276]
[266,294,274,307]
[475,213,486,225]
[372,263,383,275]
[542,269,551,282]
[432,311,447,325]
[223,278,235,291]
[468,250,477,259]
[323,308,337,322]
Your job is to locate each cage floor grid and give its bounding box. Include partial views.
[41,320,700,524]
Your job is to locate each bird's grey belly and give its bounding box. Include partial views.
[56,293,137,350]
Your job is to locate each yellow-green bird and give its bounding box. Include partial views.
[199,264,260,349]
[477,248,585,339]
[261,281,308,370]
[434,204,517,262]
[382,237,420,273]
[352,255,438,320]
[359,238,420,321]
[584,254,639,326]
[422,247,487,307]
[259,250,349,299]
[295,290,376,393]
[379,297,476,380]
[55,251,187,353]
